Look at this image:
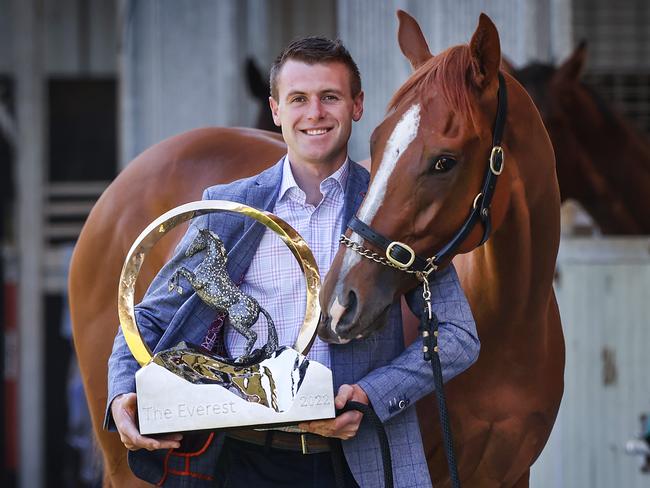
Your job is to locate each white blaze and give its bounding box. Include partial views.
[358,103,421,223]
[330,104,422,326]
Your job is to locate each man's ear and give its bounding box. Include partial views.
[268,96,281,127]
[397,10,432,70]
[352,91,364,122]
[468,13,501,90]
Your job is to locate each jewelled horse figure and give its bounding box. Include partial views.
[168,228,279,362]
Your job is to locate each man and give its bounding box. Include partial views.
[106,37,479,487]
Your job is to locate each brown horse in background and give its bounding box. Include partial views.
[319,11,562,486]
[70,12,561,488]
[513,43,650,234]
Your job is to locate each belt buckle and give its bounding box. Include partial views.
[300,433,309,455]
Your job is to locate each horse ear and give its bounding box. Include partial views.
[469,13,501,90]
[245,57,270,100]
[556,41,587,81]
[500,55,515,75]
[397,10,432,70]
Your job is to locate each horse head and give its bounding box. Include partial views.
[245,57,282,134]
[186,228,228,263]
[514,44,650,234]
[513,43,592,206]
[186,228,208,257]
[319,11,513,343]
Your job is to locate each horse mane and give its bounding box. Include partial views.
[388,45,477,117]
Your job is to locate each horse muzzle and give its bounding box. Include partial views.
[317,286,394,344]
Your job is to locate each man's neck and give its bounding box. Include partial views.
[287,155,347,206]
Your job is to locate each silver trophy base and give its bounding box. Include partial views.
[136,347,335,435]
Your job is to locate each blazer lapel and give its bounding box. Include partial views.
[341,161,370,234]
[225,157,285,280]
[226,158,369,285]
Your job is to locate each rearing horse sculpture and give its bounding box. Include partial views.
[319,12,563,487]
[69,11,562,488]
[168,228,279,362]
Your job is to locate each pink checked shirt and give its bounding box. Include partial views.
[224,157,350,368]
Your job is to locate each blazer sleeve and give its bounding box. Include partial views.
[355,263,480,423]
[103,190,214,429]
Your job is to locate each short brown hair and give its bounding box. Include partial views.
[269,36,362,100]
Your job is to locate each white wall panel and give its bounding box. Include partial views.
[531,238,650,487]
[0,0,14,73]
[119,0,337,167]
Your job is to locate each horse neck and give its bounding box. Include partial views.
[200,239,226,273]
[457,94,560,342]
[460,178,559,347]
[571,94,650,232]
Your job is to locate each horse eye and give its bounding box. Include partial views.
[431,156,457,173]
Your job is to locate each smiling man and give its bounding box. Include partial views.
[106,37,479,488]
[268,54,363,206]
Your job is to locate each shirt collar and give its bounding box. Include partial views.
[278,156,350,203]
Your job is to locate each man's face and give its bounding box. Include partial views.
[269,60,364,169]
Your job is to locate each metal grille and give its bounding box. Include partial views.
[573,0,650,136]
[584,72,650,135]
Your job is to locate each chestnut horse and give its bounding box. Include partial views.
[514,43,650,234]
[69,12,561,488]
[318,11,562,487]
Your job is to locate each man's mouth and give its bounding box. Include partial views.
[301,128,332,136]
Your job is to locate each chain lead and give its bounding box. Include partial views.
[339,235,438,276]
[421,277,432,320]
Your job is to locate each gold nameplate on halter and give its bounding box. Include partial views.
[386,241,416,269]
[489,146,504,175]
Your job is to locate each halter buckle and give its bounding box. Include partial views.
[489,146,504,175]
[472,192,483,209]
[386,241,416,270]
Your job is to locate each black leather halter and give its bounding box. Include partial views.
[342,72,508,278]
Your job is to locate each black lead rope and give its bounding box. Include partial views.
[333,401,394,488]
[333,294,461,488]
[420,299,461,488]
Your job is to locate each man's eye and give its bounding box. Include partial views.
[323,95,339,101]
[291,96,306,103]
[431,156,457,173]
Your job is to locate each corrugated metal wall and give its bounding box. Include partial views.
[337,0,573,163]
[119,0,337,166]
[531,238,650,487]
[573,0,650,136]
[119,0,574,166]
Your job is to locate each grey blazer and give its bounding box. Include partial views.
[105,158,480,488]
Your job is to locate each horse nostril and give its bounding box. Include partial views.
[335,289,358,336]
[346,289,357,315]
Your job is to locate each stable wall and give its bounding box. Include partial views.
[531,238,650,487]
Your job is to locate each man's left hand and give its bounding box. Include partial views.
[298,384,369,440]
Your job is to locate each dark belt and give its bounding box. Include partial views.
[226,428,332,454]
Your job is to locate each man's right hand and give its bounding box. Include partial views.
[112,393,183,451]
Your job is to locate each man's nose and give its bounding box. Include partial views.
[306,99,325,119]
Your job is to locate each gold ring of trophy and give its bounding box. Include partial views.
[118,200,321,367]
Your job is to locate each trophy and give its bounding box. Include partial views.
[118,201,335,435]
